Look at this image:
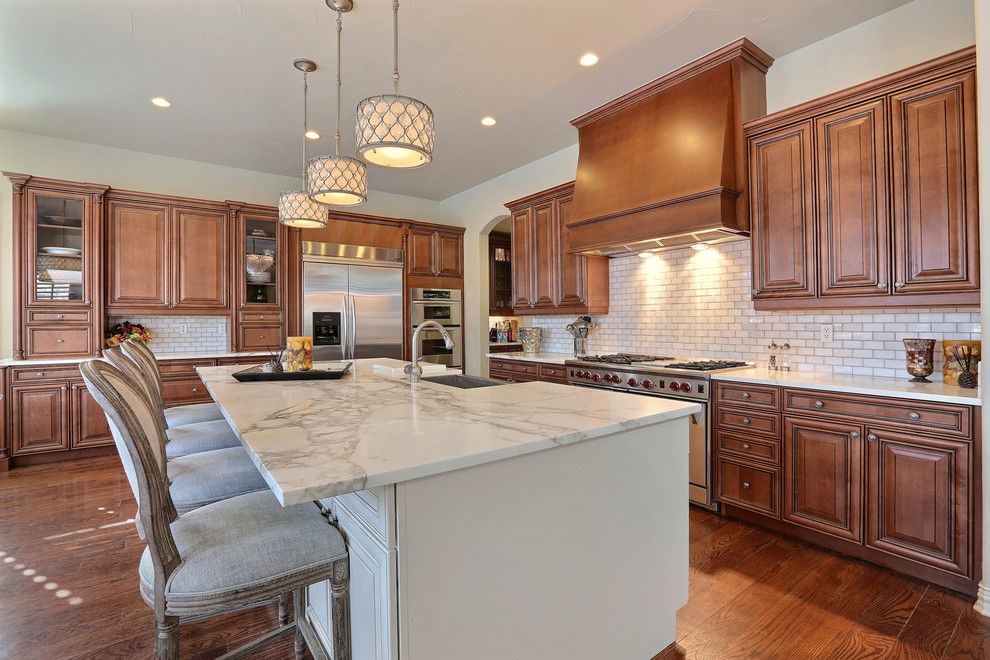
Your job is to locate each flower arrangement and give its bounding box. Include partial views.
[105,321,153,348]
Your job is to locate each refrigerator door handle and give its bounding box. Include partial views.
[348,294,357,360]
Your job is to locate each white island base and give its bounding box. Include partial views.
[303,417,689,660]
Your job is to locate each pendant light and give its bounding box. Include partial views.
[355,0,435,168]
[308,2,369,206]
[278,59,330,228]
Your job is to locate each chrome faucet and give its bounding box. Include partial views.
[405,321,454,384]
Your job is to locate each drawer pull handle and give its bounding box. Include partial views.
[742,443,751,450]
[36,372,45,378]
[741,392,751,399]
[849,431,860,440]
[56,314,64,320]
[908,412,920,421]
[192,387,199,393]
[56,338,64,344]
[867,434,878,443]
[741,481,751,489]
[741,417,751,425]
[814,400,824,409]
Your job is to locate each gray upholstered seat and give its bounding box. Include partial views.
[164,402,224,427]
[168,447,269,513]
[139,490,346,606]
[165,419,242,459]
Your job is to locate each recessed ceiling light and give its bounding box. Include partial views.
[305,130,321,140]
[150,97,172,108]
[579,53,599,67]
[480,116,497,127]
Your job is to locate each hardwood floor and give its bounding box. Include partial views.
[1,456,988,659]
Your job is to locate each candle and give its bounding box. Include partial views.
[286,336,314,372]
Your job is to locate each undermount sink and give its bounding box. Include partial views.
[421,374,506,389]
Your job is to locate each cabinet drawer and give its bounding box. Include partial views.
[489,359,538,376]
[538,364,568,382]
[27,310,92,324]
[26,326,91,357]
[489,369,537,383]
[716,407,780,438]
[239,324,284,351]
[159,359,216,378]
[11,365,81,383]
[717,431,779,465]
[783,389,972,438]
[716,382,779,411]
[161,378,211,405]
[239,311,283,324]
[717,457,779,517]
[335,486,393,545]
[216,355,267,366]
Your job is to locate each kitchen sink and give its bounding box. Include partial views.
[421,374,506,389]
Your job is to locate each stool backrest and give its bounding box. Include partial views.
[121,340,166,412]
[79,359,181,588]
[104,345,169,431]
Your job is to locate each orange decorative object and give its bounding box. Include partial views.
[286,336,314,372]
[943,340,981,386]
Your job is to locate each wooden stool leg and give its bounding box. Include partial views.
[155,614,179,660]
[330,557,351,660]
[279,593,290,625]
[293,588,306,659]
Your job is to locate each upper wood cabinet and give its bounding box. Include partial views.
[230,204,286,352]
[505,182,608,316]
[745,47,978,310]
[106,193,231,315]
[488,233,512,315]
[405,228,463,279]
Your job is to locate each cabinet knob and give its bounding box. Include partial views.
[867,434,878,443]
[850,431,860,440]
[741,417,751,425]
[741,392,751,399]
[877,282,887,289]
[56,314,64,320]
[36,372,45,378]
[814,400,824,409]
[742,443,751,450]
[192,387,199,393]
[751,289,758,296]
[741,481,751,489]
[894,281,905,289]
[908,411,920,421]
[56,338,64,344]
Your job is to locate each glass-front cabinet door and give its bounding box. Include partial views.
[26,189,95,307]
[243,216,280,307]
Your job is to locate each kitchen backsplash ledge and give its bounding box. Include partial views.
[525,239,979,380]
[107,316,229,355]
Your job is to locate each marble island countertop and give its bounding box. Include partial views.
[197,359,701,505]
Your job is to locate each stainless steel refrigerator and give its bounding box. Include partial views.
[302,242,404,361]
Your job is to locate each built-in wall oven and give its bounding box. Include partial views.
[411,288,462,367]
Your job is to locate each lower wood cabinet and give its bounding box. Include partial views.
[70,382,112,449]
[11,383,68,455]
[713,381,978,595]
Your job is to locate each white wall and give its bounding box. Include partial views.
[0,129,450,359]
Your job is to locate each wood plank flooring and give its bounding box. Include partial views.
[1,456,988,659]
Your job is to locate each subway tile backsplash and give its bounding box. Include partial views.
[526,239,980,380]
[107,316,229,355]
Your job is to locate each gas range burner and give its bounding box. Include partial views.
[665,360,749,371]
[580,353,675,365]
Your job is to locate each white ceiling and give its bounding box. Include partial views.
[1,0,909,200]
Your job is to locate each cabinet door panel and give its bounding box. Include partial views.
[750,122,816,299]
[783,416,863,542]
[816,100,889,296]
[891,71,978,294]
[173,207,228,309]
[557,193,587,306]
[107,201,169,308]
[436,233,463,278]
[866,428,970,576]
[531,201,558,308]
[406,229,435,277]
[26,190,95,307]
[70,382,112,449]
[510,209,533,308]
[11,385,68,455]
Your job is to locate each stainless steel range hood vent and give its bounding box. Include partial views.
[590,228,749,256]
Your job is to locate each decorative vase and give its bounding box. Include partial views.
[286,336,313,372]
[246,251,275,284]
[517,327,544,354]
[903,338,936,383]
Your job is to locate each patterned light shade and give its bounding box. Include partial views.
[307,155,368,206]
[277,190,329,228]
[355,94,434,168]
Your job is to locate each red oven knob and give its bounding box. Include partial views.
[627,378,638,387]
[642,380,653,389]
[591,374,600,382]
[680,382,692,392]
[669,381,679,391]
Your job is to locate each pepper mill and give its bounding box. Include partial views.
[767,341,779,372]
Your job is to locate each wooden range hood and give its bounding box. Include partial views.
[567,38,773,255]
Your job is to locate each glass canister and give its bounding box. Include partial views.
[903,338,936,382]
[517,327,544,354]
[286,336,314,372]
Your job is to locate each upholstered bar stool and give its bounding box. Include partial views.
[104,346,242,459]
[122,339,225,428]
[80,359,351,660]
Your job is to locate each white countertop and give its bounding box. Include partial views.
[197,358,701,505]
[486,351,574,365]
[713,368,981,406]
[489,341,522,347]
[0,350,272,368]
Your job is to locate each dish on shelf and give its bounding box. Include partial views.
[41,246,82,256]
[246,252,274,283]
[44,269,83,284]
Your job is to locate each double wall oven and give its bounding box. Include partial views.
[411,288,462,368]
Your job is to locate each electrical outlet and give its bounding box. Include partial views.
[820,324,834,343]
[177,324,188,335]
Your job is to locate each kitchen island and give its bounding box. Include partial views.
[197,359,700,660]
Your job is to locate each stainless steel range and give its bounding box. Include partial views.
[565,354,752,509]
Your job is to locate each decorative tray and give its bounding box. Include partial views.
[232,362,353,382]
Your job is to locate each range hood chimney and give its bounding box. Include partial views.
[567,38,773,256]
